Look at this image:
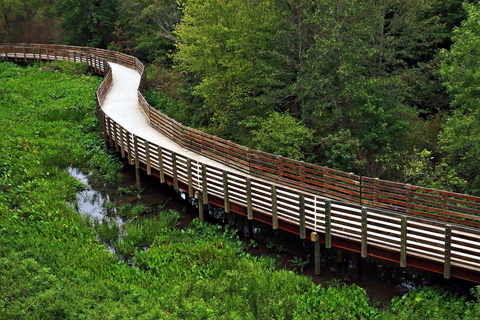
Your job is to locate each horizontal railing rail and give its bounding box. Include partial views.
[3,43,480,281]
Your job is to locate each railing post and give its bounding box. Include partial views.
[361,207,368,258]
[400,215,407,267]
[158,146,165,183]
[120,126,125,158]
[126,131,132,164]
[145,141,151,175]
[107,118,113,148]
[194,191,204,221]
[22,46,26,62]
[202,164,208,205]
[311,232,321,275]
[444,225,452,279]
[299,194,305,239]
[325,200,331,248]
[113,122,119,152]
[134,135,141,188]
[187,159,193,198]
[102,114,109,150]
[172,152,178,191]
[223,171,230,213]
[246,177,253,220]
[271,185,278,229]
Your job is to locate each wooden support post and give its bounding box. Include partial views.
[134,135,141,189]
[400,215,407,268]
[299,194,305,239]
[113,122,119,152]
[54,48,56,61]
[187,159,193,198]
[46,48,49,62]
[325,200,331,248]
[32,47,35,62]
[361,207,368,258]
[3,45,6,60]
[102,114,109,150]
[37,47,41,67]
[145,141,151,175]
[195,191,204,222]
[246,177,253,220]
[337,248,343,263]
[73,51,76,63]
[62,48,65,61]
[13,46,17,61]
[158,146,165,183]
[107,118,113,148]
[126,131,132,164]
[22,46,26,62]
[202,164,208,205]
[444,225,452,279]
[222,171,230,213]
[271,185,278,229]
[172,153,178,191]
[120,126,125,158]
[312,232,321,275]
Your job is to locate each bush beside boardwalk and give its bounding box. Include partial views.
[1,61,480,319]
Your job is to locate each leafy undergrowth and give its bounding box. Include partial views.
[1,61,480,319]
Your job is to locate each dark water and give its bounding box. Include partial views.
[70,160,477,304]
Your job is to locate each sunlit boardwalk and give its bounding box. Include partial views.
[103,62,243,174]
[3,44,480,284]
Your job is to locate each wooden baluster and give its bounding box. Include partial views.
[361,207,368,258]
[223,171,230,213]
[145,141,151,175]
[113,122,119,152]
[400,215,407,267]
[107,118,113,148]
[246,177,253,220]
[325,200,331,249]
[120,126,125,158]
[126,131,132,164]
[299,194,305,239]
[195,191,204,222]
[158,146,165,183]
[172,153,178,191]
[311,232,321,275]
[444,225,452,279]
[134,135,141,188]
[202,164,208,205]
[187,159,193,198]
[271,185,278,229]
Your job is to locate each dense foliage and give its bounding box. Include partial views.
[2,61,480,318]
[2,0,480,195]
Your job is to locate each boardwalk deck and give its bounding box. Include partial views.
[3,44,480,284]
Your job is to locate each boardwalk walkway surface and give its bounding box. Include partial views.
[3,44,480,284]
[104,63,241,174]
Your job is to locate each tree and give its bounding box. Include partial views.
[440,2,480,195]
[174,0,289,141]
[52,0,118,48]
[249,112,315,161]
[0,0,46,42]
[294,0,442,176]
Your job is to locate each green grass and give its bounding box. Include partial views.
[1,61,480,319]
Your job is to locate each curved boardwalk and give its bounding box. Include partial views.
[104,63,241,173]
[2,44,480,284]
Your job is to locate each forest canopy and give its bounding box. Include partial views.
[2,0,479,195]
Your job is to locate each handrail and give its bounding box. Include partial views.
[2,43,480,281]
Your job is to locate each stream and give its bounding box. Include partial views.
[70,159,476,304]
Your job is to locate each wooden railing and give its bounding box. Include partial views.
[3,44,480,281]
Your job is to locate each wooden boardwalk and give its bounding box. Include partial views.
[3,43,480,283]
